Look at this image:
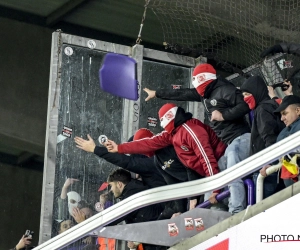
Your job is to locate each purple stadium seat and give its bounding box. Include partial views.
[99,53,138,100]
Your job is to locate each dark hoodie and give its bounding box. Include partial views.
[108,179,163,225]
[108,180,164,250]
[240,76,285,155]
[93,146,166,188]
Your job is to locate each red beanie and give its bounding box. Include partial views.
[133,128,155,157]
[133,128,154,141]
[158,103,178,133]
[192,64,216,96]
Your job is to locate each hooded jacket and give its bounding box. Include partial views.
[156,77,250,144]
[154,145,202,183]
[109,180,163,225]
[240,76,285,155]
[118,107,227,182]
[108,180,163,250]
[154,145,202,205]
[94,146,166,188]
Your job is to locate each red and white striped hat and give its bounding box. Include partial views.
[192,64,216,95]
[158,103,178,129]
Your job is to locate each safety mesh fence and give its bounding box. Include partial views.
[148,0,300,72]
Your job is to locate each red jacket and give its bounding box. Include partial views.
[118,118,227,178]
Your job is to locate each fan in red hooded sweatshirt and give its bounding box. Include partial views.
[106,103,227,196]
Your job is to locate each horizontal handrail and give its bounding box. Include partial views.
[33,130,300,250]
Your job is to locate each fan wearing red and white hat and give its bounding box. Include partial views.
[192,63,217,96]
[158,103,178,133]
[133,127,204,214]
[74,133,166,189]
[106,103,227,208]
[144,63,250,144]
[143,63,251,214]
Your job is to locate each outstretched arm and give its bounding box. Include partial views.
[94,146,156,175]
[280,43,300,56]
[260,43,300,58]
[106,132,172,155]
[144,87,202,102]
[60,178,79,199]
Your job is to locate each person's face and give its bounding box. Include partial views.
[108,181,123,198]
[242,92,252,97]
[59,220,74,234]
[280,105,300,126]
[80,207,94,219]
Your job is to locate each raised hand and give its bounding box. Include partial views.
[15,235,32,250]
[260,44,283,58]
[74,134,96,152]
[72,207,86,224]
[267,86,276,99]
[100,193,108,204]
[61,178,80,199]
[143,88,156,101]
[63,178,80,188]
[283,80,293,96]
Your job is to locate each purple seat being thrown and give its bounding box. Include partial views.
[99,53,138,100]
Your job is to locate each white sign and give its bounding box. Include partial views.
[192,193,300,250]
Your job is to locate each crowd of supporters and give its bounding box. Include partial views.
[11,43,300,250]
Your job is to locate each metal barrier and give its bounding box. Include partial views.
[33,130,300,250]
[197,190,230,208]
[256,163,282,203]
[244,179,255,205]
[197,179,254,208]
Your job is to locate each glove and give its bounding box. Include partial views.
[260,44,283,58]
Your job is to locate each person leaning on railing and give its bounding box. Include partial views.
[260,95,300,187]
[106,168,165,250]
[240,75,286,199]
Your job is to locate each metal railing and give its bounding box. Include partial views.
[256,162,282,203]
[33,130,300,250]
